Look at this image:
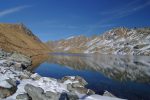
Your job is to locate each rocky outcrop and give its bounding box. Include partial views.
[0,23,50,57]
[0,49,124,100]
[47,27,150,56]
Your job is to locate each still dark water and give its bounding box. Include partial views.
[34,53,150,100]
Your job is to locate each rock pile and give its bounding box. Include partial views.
[0,49,125,100]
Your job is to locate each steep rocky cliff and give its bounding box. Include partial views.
[0,23,50,56]
[47,27,150,56]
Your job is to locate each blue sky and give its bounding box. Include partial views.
[0,0,150,42]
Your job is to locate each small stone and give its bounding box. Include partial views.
[103,90,116,97]
[72,83,82,88]
[20,75,30,80]
[30,73,41,80]
[12,64,23,71]
[61,76,71,83]
[24,71,32,76]
[87,89,95,95]
[14,63,22,68]
[74,87,95,95]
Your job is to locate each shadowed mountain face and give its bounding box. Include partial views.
[47,27,150,56]
[0,23,50,56]
[46,54,150,83]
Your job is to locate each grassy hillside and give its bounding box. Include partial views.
[0,23,51,57]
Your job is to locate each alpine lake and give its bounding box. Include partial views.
[30,53,150,100]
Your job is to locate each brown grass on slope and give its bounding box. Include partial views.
[0,23,51,57]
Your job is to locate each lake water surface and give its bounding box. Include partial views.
[34,53,150,100]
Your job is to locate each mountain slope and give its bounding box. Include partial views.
[0,23,50,56]
[46,35,90,53]
[47,27,150,56]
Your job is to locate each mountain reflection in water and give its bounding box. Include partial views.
[34,53,150,100]
[47,53,150,83]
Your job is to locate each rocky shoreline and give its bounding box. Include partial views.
[0,49,125,100]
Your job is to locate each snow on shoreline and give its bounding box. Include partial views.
[0,51,126,100]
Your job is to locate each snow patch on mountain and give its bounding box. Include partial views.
[47,27,150,56]
[66,36,75,40]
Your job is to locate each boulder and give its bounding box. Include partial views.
[2,61,13,67]
[59,92,69,100]
[16,93,30,100]
[61,76,88,87]
[0,49,8,58]
[6,78,17,87]
[63,76,94,96]
[24,70,32,77]
[20,75,30,80]
[67,83,73,91]
[45,91,57,97]
[59,92,79,100]
[74,76,88,86]
[67,92,79,100]
[0,88,10,98]
[61,76,73,82]
[45,91,60,100]
[24,84,53,100]
[72,83,83,88]
[24,84,44,94]
[2,63,8,67]
[13,63,28,70]
[9,53,31,66]
[12,65,23,71]
[73,87,95,95]
[14,63,22,68]
[0,86,16,99]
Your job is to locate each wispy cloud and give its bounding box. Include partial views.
[0,5,32,17]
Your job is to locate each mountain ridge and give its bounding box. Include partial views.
[46,27,150,56]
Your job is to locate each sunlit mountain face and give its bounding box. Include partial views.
[47,27,150,56]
